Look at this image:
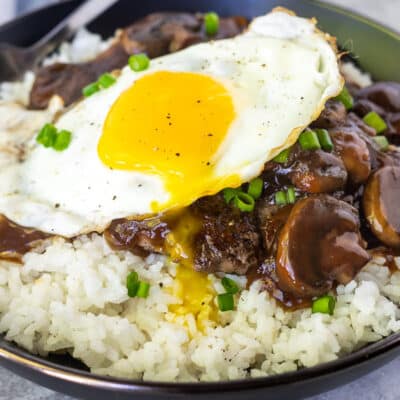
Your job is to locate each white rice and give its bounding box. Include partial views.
[340,62,372,88]
[0,27,399,382]
[0,236,399,382]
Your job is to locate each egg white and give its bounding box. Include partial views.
[0,9,343,236]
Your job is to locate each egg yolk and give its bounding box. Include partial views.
[167,265,217,334]
[99,71,241,211]
[163,209,217,333]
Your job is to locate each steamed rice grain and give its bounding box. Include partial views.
[1,235,400,381]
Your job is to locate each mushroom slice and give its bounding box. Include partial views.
[312,100,347,129]
[276,195,370,298]
[330,128,371,185]
[289,150,348,193]
[363,166,400,248]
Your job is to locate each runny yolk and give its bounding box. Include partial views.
[167,265,217,335]
[163,209,217,333]
[98,71,240,211]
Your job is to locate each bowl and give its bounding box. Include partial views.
[0,1,399,399]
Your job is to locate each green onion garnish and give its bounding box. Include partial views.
[299,129,321,151]
[136,281,150,298]
[37,124,72,151]
[223,188,239,204]
[204,12,219,36]
[82,82,100,97]
[126,271,139,297]
[363,111,388,134]
[217,293,234,312]
[275,188,296,206]
[98,73,116,89]
[275,190,287,206]
[373,136,389,151]
[129,53,150,72]
[247,178,263,200]
[273,147,292,163]
[312,295,336,315]
[315,128,334,152]
[286,187,296,204]
[36,123,58,148]
[233,192,255,212]
[221,277,239,294]
[53,130,72,151]
[334,86,354,110]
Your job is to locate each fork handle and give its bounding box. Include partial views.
[31,0,120,62]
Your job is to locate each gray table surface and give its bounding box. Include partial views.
[1,0,400,399]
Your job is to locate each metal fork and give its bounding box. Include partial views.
[0,0,119,82]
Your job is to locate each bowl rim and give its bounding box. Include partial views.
[2,330,400,394]
[1,0,400,394]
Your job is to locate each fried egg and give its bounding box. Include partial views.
[0,9,343,237]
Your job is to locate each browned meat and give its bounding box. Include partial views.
[104,217,169,257]
[353,98,387,118]
[289,148,348,193]
[192,197,261,275]
[29,12,247,109]
[330,127,371,185]
[257,201,292,254]
[376,149,400,171]
[357,82,400,112]
[363,166,400,248]
[104,194,261,275]
[121,13,200,57]
[312,100,347,129]
[354,83,400,144]
[389,113,400,132]
[30,42,128,110]
[121,12,247,56]
[345,112,377,137]
[0,215,50,262]
[386,113,400,145]
[275,195,370,298]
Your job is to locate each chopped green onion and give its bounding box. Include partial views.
[286,187,296,204]
[273,147,292,163]
[217,293,234,312]
[221,277,239,294]
[53,130,72,151]
[98,73,116,89]
[247,178,263,200]
[126,271,139,298]
[129,53,150,72]
[275,188,296,206]
[334,86,354,110]
[275,190,287,206]
[312,295,336,315]
[373,135,389,151]
[233,192,255,212]
[315,128,334,152]
[204,12,219,36]
[136,281,150,298]
[299,129,321,151]
[223,188,239,204]
[363,111,388,134]
[36,123,57,148]
[82,82,100,97]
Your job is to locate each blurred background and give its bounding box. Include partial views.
[0,0,399,31]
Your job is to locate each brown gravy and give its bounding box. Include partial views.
[247,259,312,311]
[0,214,50,262]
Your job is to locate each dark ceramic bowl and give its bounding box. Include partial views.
[0,1,399,399]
